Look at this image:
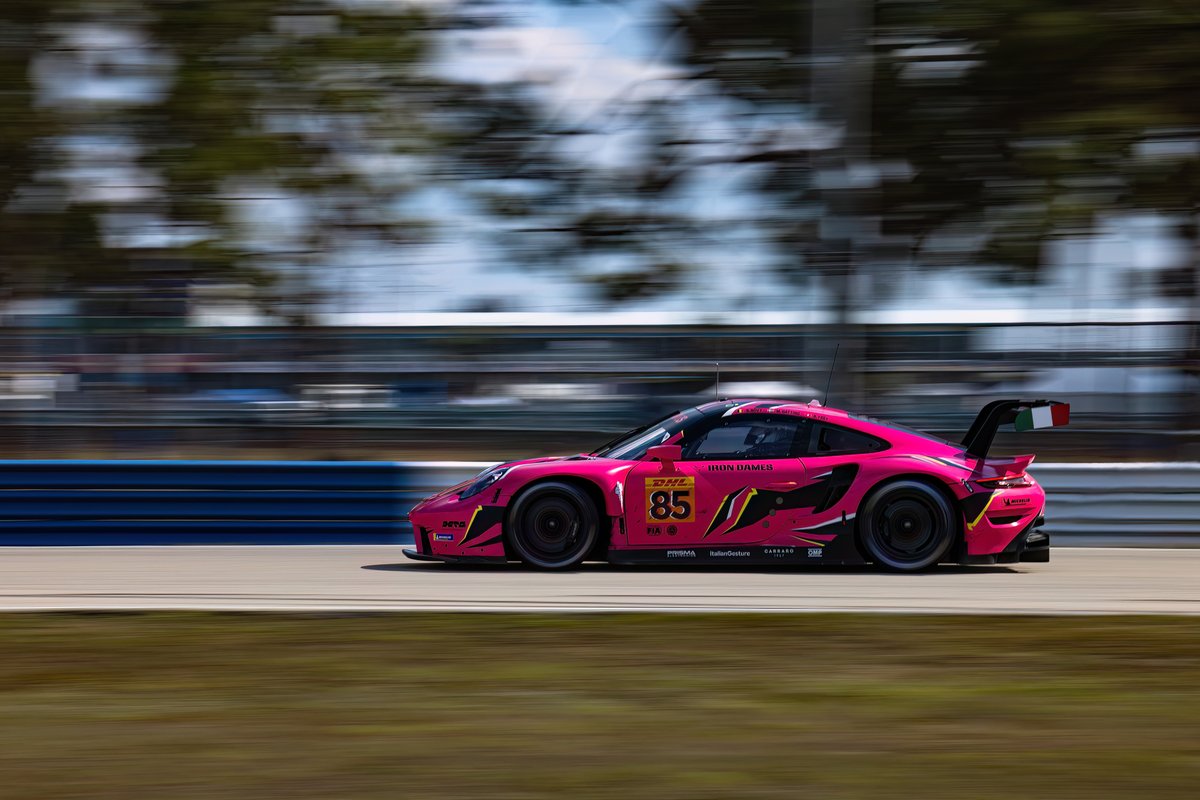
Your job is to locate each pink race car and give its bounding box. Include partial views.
[405,398,1069,571]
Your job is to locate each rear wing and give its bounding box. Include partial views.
[961,399,1070,459]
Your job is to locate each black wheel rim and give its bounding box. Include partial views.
[521,496,582,560]
[871,495,941,563]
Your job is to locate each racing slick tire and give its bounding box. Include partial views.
[859,480,955,572]
[507,481,600,570]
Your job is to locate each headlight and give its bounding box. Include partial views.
[460,466,510,499]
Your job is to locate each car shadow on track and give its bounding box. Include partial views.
[361,562,1020,576]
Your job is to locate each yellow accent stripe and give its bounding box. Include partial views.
[793,536,827,548]
[726,488,758,531]
[464,505,483,536]
[965,494,997,531]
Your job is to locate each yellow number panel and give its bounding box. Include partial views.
[644,476,696,523]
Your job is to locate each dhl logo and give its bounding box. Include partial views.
[648,477,691,488]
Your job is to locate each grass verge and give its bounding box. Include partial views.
[1,613,1199,799]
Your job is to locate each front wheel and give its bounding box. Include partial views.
[507,482,599,569]
[859,480,956,571]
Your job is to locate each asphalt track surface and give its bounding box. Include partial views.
[0,546,1199,614]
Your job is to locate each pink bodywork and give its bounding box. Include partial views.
[408,399,1047,564]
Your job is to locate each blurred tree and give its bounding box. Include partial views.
[671,0,813,105]
[669,0,822,271]
[0,1,121,301]
[873,0,1200,282]
[432,78,706,309]
[674,0,1200,286]
[671,0,869,402]
[1,0,437,320]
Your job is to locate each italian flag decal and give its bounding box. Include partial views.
[1014,403,1069,432]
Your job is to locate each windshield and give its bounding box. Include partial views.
[593,407,707,460]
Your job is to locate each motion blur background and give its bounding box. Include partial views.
[4,8,1200,799]
[2,0,1197,461]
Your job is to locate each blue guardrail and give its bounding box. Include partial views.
[0,461,433,545]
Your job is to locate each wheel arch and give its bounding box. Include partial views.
[506,473,618,516]
[503,475,614,556]
[855,471,965,559]
[858,471,963,517]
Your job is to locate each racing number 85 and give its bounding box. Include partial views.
[645,476,696,523]
[650,489,691,520]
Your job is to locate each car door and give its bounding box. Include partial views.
[625,413,809,546]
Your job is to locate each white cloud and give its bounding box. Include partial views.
[436,26,684,123]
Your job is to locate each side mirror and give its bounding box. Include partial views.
[647,444,682,471]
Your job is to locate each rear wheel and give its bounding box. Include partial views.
[859,480,955,571]
[507,482,599,569]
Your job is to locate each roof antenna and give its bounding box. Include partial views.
[713,361,721,400]
[821,344,840,406]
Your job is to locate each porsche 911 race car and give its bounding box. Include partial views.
[404,398,1069,571]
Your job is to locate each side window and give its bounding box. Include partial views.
[809,423,887,456]
[682,415,807,460]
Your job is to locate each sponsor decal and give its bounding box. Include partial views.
[645,476,696,523]
[611,543,865,566]
[434,533,455,541]
[646,525,663,537]
[1003,497,1031,506]
[442,520,466,528]
[706,463,774,472]
[768,406,811,417]
[649,477,692,487]
[666,525,678,536]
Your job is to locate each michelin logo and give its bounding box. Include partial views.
[434,533,455,541]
